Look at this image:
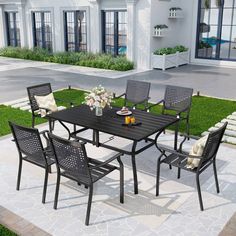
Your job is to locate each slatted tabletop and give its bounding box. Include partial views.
[49,105,179,142]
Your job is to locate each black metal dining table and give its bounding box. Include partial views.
[48,105,179,194]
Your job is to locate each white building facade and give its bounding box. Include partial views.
[0,0,236,70]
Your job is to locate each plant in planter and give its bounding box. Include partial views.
[153,24,168,37]
[205,0,221,9]
[198,41,213,58]
[152,45,189,70]
[200,22,210,33]
[169,7,183,18]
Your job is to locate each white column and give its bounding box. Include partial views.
[0,5,7,48]
[88,0,101,53]
[17,3,27,47]
[126,0,138,62]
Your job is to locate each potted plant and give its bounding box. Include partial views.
[153,24,168,37]
[169,7,183,18]
[152,45,189,70]
[84,85,113,116]
[197,41,213,58]
[205,0,221,9]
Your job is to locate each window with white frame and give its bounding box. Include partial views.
[64,11,87,52]
[32,11,52,51]
[5,12,21,47]
[102,10,127,56]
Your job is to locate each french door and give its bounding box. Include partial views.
[102,10,127,56]
[196,0,236,60]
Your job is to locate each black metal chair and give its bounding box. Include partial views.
[115,80,151,110]
[9,122,55,204]
[48,133,124,226]
[155,122,227,211]
[27,83,74,133]
[147,85,193,136]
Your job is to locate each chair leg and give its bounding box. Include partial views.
[177,167,181,179]
[16,159,23,191]
[117,157,124,204]
[169,164,172,170]
[196,173,204,211]
[54,173,61,210]
[42,167,49,204]
[32,115,35,128]
[85,185,93,226]
[156,156,162,196]
[186,116,190,140]
[213,161,220,193]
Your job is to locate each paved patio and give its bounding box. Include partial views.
[0,122,236,235]
[1,57,236,235]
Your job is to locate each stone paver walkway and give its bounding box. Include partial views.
[0,205,51,236]
[202,111,236,144]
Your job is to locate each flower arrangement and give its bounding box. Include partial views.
[84,85,113,110]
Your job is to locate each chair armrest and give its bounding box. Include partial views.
[114,93,125,99]
[146,99,164,111]
[89,153,123,169]
[39,130,49,141]
[156,143,203,160]
[38,106,51,112]
[176,107,189,116]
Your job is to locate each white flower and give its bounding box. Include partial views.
[84,85,113,109]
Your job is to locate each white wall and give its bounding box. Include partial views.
[150,0,194,57]
[135,0,152,70]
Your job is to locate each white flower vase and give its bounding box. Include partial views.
[95,106,103,116]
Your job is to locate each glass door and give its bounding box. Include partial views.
[196,0,236,60]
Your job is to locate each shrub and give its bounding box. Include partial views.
[154,45,188,55]
[0,47,134,71]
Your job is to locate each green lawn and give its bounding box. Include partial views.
[0,224,17,236]
[1,89,236,137]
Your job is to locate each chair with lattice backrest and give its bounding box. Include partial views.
[147,85,193,136]
[155,122,227,211]
[48,133,124,226]
[115,80,151,110]
[27,83,76,136]
[9,121,55,204]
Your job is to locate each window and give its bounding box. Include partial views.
[32,11,52,51]
[64,11,87,52]
[102,10,127,56]
[5,12,21,47]
[196,0,236,60]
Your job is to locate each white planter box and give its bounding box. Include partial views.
[152,50,190,70]
[169,9,183,18]
[153,28,168,37]
[198,48,213,58]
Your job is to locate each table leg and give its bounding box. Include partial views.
[131,141,138,194]
[95,130,99,147]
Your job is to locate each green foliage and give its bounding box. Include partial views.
[1,89,236,138]
[154,45,188,55]
[199,41,212,49]
[0,224,18,236]
[154,24,168,29]
[0,47,134,71]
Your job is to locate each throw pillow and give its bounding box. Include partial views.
[186,135,208,169]
[34,93,58,117]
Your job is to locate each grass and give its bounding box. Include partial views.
[0,47,134,71]
[2,89,236,137]
[0,224,17,236]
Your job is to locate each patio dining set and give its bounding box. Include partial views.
[9,80,227,225]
